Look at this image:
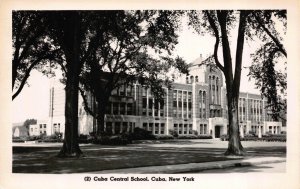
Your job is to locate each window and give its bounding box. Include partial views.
[122,122,128,133]
[161,123,165,134]
[148,98,153,109]
[120,103,125,115]
[106,122,112,135]
[40,124,42,129]
[178,124,182,134]
[155,123,159,134]
[126,85,133,97]
[142,97,147,108]
[173,100,177,108]
[183,91,187,101]
[148,98,153,116]
[127,103,133,115]
[160,101,164,117]
[173,109,177,117]
[143,123,147,130]
[115,122,121,134]
[113,102,119,115]
[200,124,203,134]
[119,85,125,96]
[189,124,193,134]
[149,123,153,132]
[183,101,187,108]
[142,88,147,97]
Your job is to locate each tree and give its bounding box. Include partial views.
[79,10,188,135]
[247,10,287,121]
[45,11,150,156]
[12,11,62,100]
[23,118,37,130]
[45,11,93,157]
[188,10,286,156]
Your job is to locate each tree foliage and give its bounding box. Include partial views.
[247,10,287,121]
[78,10,188,134]
[12,11,62,100]
[22,118,37,130]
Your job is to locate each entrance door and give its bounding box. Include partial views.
[215,126,221,138]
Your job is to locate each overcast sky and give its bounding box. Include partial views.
[12,16,263,123]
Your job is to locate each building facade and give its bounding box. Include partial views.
[49,55,283,138]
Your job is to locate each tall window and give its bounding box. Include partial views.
[126,85,133,97]
[127,103,133,115]
[142,97,147,116]
[203,91,206,118]
[148,98,153,116]
[113,102,119,115]
[199,91,202,118]
[216,77,219,104]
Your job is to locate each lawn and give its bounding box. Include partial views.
[12,139,286,173]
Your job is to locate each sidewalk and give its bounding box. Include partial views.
[88,156,286,174]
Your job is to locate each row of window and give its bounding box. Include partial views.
[199,124,208,134]
[105,122,136,134]
[268,126,281,134]
[199,91,207,118]
[142,97,165,117]
[208,75,220,105]
[111,84,134,97]
[105,102,134,115]
[142,122,165,134]
[173,123,193,135]
[173,90,192,118]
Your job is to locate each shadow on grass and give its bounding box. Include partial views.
[12,143,286,174]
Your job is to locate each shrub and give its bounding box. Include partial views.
[127,128,156,140]
[197,134,213,139]
[78,134,93,144]
[12,137,25,143]
[220,134,229,141]
[192,130,198,135]
[178,135,198,139]
[39,133,63,143]
[169,129,178,138]
[155,135,174,140]
[92,133,131,145]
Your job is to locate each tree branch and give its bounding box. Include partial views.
[233,10,249,96]
[204,11,224,73]
[253,12,287,57]
[79,86,97,118]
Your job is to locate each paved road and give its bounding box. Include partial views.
[197,162,286,173]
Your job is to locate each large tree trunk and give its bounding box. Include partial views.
[225,87,245,156]
[56,12,83,157]
[57,70,82,157]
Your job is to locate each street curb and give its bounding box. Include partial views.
[87,157,286,174]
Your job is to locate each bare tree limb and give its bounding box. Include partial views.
[204,11,224,73]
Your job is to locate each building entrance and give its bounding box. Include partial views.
[215,125,221,138]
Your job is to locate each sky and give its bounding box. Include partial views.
[12,15,264,123]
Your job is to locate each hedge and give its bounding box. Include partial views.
[220,134,286,142]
